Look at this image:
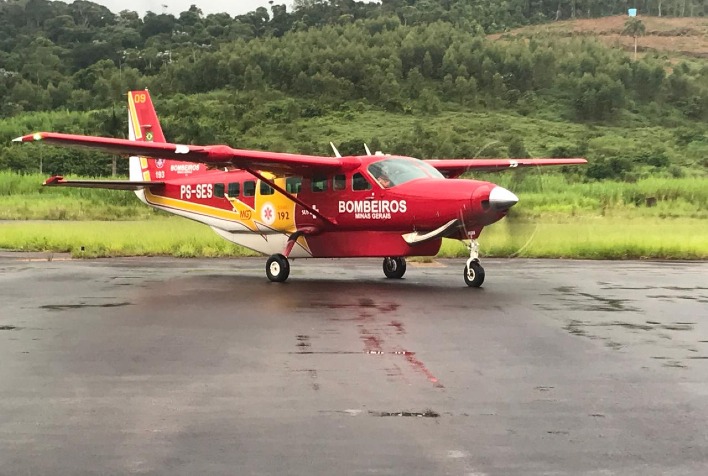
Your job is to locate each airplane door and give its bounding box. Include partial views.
[256,176,296,232]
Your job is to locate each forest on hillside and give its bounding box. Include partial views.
[0,0,707,179]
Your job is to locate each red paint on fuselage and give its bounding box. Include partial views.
[147,154,511,257]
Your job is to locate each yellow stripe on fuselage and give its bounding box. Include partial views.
[143,186,312,255]
[145,188,242,222]
[226,197,259,232]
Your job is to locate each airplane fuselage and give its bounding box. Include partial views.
[133,155,510,259]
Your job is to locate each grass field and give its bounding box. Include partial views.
[0,218,258,258]
[2,172,706,220]
[1,215,706,260]
[1,171,706,260]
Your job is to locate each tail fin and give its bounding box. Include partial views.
[127,90,207,182]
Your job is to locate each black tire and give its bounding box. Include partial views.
[266,254,290,282]
[383,257,406,279]
[464,261,485,287]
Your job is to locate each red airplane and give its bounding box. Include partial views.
[14,90,586,286]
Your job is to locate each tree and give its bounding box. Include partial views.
[623,18,646,61]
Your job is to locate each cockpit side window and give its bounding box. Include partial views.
[352,172,372,191]
[367,157,444,188]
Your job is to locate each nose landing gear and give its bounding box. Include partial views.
[383,257,406,279]
[464,239,485,287]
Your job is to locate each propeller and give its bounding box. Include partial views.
[455,140,542,258]
[501,164,544,258]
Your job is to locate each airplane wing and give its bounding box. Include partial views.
[43,175,163,190]
[426,158,588,178]
[13,132,357,176]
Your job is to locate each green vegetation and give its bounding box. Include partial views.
[438,218,708,260]
[0,1,706,260]
[1,170,706,260]
[1,216,705,260]
[2,172,705,221]
[0,218,257,258]
[0,171,156,219]
[1,1,708,178]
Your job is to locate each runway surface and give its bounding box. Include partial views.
[0,255,707,475]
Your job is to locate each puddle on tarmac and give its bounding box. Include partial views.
[544,287,639,312]
[647,294,708,304]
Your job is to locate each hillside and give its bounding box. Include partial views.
[1,3,707,181]
[493,15,708,59]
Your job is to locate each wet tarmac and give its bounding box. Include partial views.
[0,255,707,475]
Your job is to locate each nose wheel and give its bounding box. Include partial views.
[464,239,485,287]
[266,253,290,282]
[383,257,406,279]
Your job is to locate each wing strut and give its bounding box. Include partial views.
[244,168,337,226]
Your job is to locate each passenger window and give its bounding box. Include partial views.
[214,183,225,198]
[286,177,302,194]
[311,175,328,193]
[227,182,240,197]
[243,180,256,197]
[260,182,274,195]
[352,172,372,191]
[333,174,346,191]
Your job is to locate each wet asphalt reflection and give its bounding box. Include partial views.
[0,256,707,475]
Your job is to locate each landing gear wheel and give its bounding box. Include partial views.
[266,254,290,282]
[383,257,406,279]
[464,260,485,288]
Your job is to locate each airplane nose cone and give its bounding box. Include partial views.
[489,186,519,210]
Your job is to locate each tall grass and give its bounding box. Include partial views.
[2,172,706,220]
[1,216,706,260]
[438,216,708,259]
[0,218,257,258]
[0,171,156,219]
[477,174,708,208]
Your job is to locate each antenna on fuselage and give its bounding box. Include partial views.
[364,143,372,156]
[330,142,342,158]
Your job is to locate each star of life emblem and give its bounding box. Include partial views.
[261,203,276,226]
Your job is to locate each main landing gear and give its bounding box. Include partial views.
[265,249,483,286]
[464,239,485,288]
[383,257,406,279]
[266,253,290,282]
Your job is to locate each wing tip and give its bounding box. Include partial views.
[12,133,43,143]
[43,175,64,186]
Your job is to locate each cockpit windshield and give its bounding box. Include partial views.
[367,157,444,188]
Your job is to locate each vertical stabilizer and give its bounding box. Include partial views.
[127,90,207,182]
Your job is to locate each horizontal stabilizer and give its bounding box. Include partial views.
[402,219,462,245]
[43,176,164,191]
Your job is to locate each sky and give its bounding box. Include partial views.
[89,0,278,17]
